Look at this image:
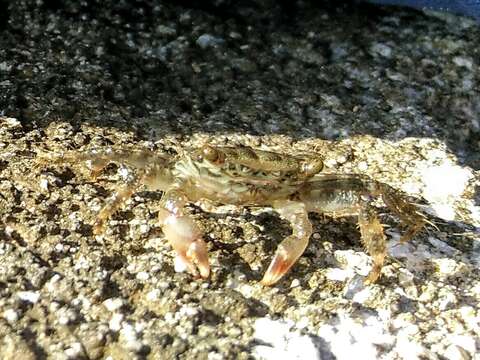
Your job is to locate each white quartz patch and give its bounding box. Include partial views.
[317,314,395,360]
[419,161,472,221]
[16,291,40,304]
[253,318,321,360]
[254,313,397,360]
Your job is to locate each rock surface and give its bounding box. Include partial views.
[0,1,479,359]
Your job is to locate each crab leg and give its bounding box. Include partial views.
[261,200,312,286]
[302,186,388,284]
[93,176,143,234]
[378,183,426,244]
[299,179,391,284]
[358,203,387,284]
[296,175,426,284]
[91,163,161,234]
[158,189,210,279]
[49,152,169,234]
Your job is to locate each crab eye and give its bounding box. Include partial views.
[302,159,323,176]
[202,146,219,162]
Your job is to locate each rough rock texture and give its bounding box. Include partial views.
[0,1,479,359]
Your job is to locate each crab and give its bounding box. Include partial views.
[37,144,426,285]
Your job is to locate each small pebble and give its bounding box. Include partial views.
[39,178,49,191]
[357,161,368,171]
[196,34,224,49]
[3,309,19,323]
[120,323,144,352]
[290,279,300,288]
[370,43,392,58]
[452,56,473,70]
[109,313,124,332]
[17,291,40,304]
[103,298,124,312]
[64,342,83,359]
[146,289,160,301]
[136,271,150,281]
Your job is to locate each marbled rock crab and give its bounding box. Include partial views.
[37,144,426,285]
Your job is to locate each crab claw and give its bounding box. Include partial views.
[260,245,298,286]
[159,210,210,279]
[182,238,210,278]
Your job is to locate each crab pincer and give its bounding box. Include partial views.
[158,190,211,279]
[158,208,210,279]
[260,200,312,286]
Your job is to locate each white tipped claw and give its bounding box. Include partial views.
[260,248,295,286]
[186,239,210,279]
[160,212,211,280]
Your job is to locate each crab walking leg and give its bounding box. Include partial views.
[36,150,167,235]
[92,158,173,234]
[261,200,312,286]
[306,174,426,243]
[378,183,426,244]
[158,189,210,279]
[358,203,387,284]
[38,150,168,179]
[298,175,424,284]
[93,175,144,234]
[92,164,169,234]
